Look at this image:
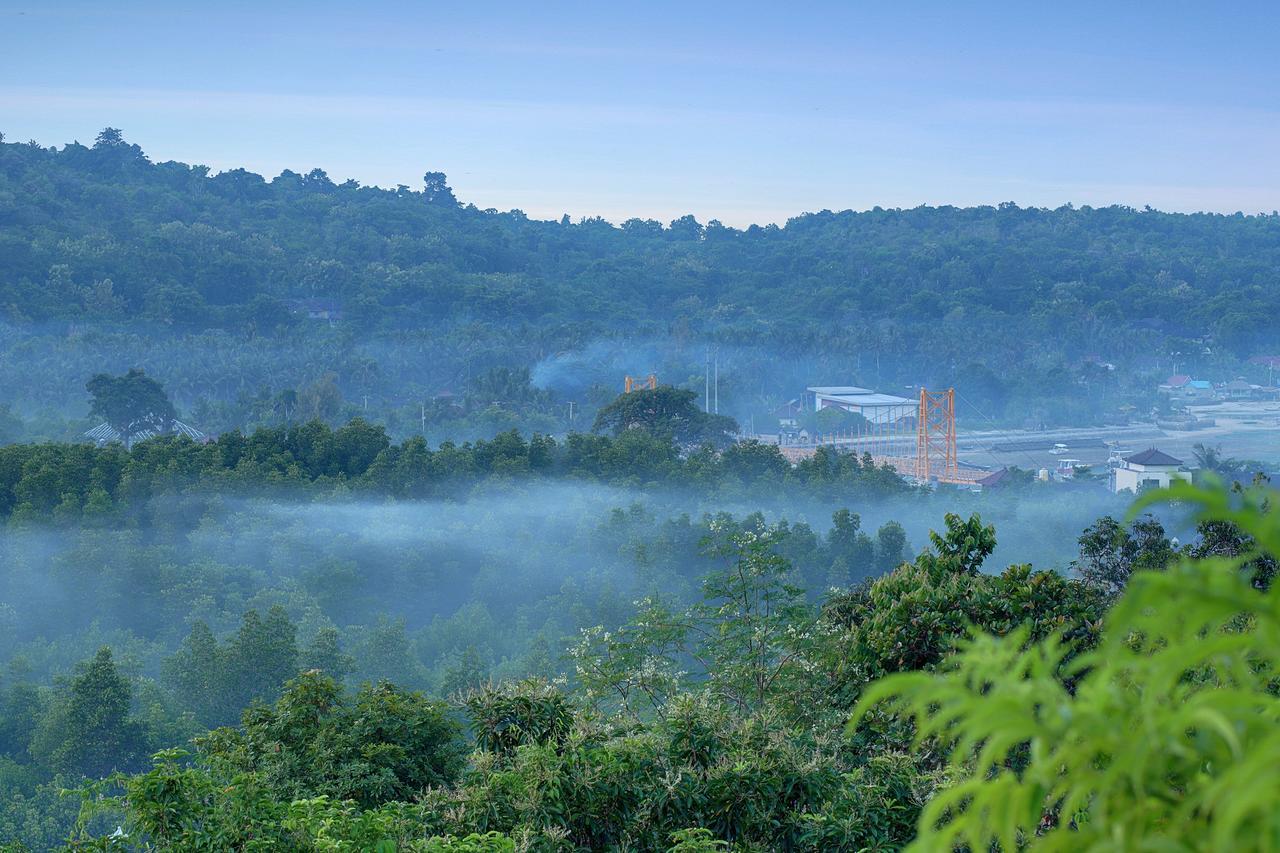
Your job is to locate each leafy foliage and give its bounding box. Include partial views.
[570,518,819,719]
[852,480,1280,850]
[199,671,465,808]
[462,680,573,760]
[84,369,176,447]
[86,689,930,852]
[163,608,300,727]
[592,387,738,448]
[0,420,911,523]
[1072,513,1175,598]
[28,648,145,779]
[824,515,1103,699]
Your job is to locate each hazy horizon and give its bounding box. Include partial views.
[3,1,1278,226]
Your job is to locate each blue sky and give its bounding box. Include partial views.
[2,1,1277,224]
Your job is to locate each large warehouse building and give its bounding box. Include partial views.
[805,386,915,424]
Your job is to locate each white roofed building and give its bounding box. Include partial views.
[1111,448,1193,494]
[805,386,914,425]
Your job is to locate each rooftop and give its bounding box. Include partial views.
[976,468,1012,488]
[1124,447,1184,467]
[810,387,913,406]
[85,419,206,446]
[808,386,875,396]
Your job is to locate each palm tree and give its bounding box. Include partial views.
[1192,442,1223,472]
[1192,442,1245,481]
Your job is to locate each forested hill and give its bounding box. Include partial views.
[2,129,1278,358]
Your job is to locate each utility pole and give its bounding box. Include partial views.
[420,402,426,435]
[714,348,719,414]
[567,401,575,425]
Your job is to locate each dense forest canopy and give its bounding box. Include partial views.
[1,130,1278,442]
[3,129,1277,346]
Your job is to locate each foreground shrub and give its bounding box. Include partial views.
[853,481,1280,850]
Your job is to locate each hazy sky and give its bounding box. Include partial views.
[2,1,1277,225]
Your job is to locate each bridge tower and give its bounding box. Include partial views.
[624,374,657,393]
[915,388,957,482]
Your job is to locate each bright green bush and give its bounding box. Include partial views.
[852,481,1280,850]
[823,514,1103,710]
[200,671,465,808]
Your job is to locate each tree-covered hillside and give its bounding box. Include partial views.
[3,128,1278,351]
[1,129,1278,439]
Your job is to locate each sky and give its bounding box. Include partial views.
[2,1,1278,225]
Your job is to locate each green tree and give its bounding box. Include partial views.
[593,386,738,448]
[698,521,815,713]
[827,509,875,582]
[571,520,816,718]
[853,480,1280,850]
[224,607,299,713]
[823,516,1102,706]
[1073,514,1175,598]
[161,621,224,724]
[463,679,574,759]
[422,171,458,206]
[874,520,908,573]
[31,647,144,778]
[301,626,354,684]
[85,368,177,448]
[201,671,465,807]
[166,609,300,726]
[1187,516,1277,590]
[93,127,126,148]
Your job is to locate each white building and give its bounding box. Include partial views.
[1111,448,1192,494]
[805,386,914,424]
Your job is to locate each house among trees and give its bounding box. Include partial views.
[1158,375,1216,400]
[1111,447,1193,494]
[773,398,804,434]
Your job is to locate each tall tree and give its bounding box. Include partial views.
[1074,514,1175,598]
[31,647,144,778]
[223,607,299,714]
[421,171,457,206]
[874,521,909,574]
[85,368,176,448]
[592,386,738,448]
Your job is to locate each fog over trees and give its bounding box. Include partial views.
[0,132,1278,849]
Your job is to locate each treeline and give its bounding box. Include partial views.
[2,130,1277,360]
[0,419,909,522]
